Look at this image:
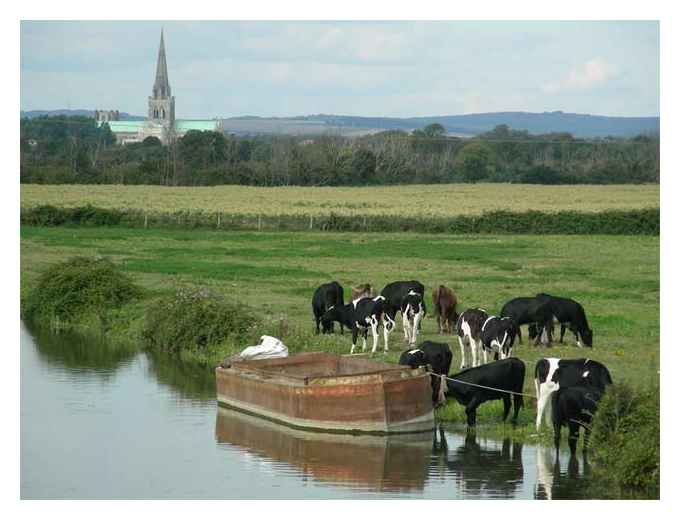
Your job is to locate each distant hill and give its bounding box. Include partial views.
[223,111,659,138]
[21,109,659,138]
[20,109,145,121]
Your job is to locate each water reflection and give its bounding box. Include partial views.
[534,446,592,500]
[215,406,433,493]
[24,320,136,377]
[433,428,524,498]
[145,349,216,401]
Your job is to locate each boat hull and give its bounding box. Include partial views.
[215,352,435,434]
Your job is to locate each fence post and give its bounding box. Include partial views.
[217,212,221,228]
[258,214,262,231]
[309,215,313,230]
[144,213,148,229]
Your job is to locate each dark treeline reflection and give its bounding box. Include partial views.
[145,349,216,401]
[25,320,137,376]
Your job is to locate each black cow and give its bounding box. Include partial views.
[398,341,452,406]
[535,293,593,348]
[322,296,387,354]
[480,316,519,362]
[534,357,612,430]
[312,281,345,334]
[380,281,426,342]
[500,297,554,345]
[445,357,525,427]
[456,308,488,369]
[552,385,603,456]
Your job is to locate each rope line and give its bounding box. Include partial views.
[427,371,538,400]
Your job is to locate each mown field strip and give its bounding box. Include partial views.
[20,183,660,217]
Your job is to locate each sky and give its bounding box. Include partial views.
[20,20,660,119]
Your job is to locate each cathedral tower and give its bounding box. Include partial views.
[147,29,175,134]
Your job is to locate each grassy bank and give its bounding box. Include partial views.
[21,183,660,217]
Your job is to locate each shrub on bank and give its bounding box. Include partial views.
[142,287,259,361]
[589,382,660,497]
[21,256,142,328]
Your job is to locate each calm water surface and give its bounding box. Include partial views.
[20,323,592,499]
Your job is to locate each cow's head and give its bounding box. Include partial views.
[322,305,339,324]
[581,328,593,348]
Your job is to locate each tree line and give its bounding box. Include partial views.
[20,117,659,186]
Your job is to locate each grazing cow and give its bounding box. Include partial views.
[445,357,525,427]
[480,316,518,362]
[351,283,373,301]
[456,308,488,369]
[500,297,554,345]
[398,341,452,406]
[432,285,459,334]
[552,385,603,456]
[380,280,426,343]
[312,281,345,335]
[534,357,612,430]
[401,290,425,346]
[322,296,387,354]
[535,293,593,348]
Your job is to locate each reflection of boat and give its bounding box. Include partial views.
[215,406,433,492]
[215,352,434,434]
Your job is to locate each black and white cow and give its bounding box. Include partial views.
[534,357,612,430]
[552,385,603,456]
[480,315,518,362]
[456,308,488,369]
[322,295,387,354]
[380,281,426,344]
[445,357,526,427]
[398,341,453,406]
[312,281,345,334]
[401,290,425,346]
[535,293,593,348]
[500,297,554,345]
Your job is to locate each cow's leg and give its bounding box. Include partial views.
[567,422,579,456]
[512,394,523,424]
[362,329,368,352]
[411,311,422,346]
[482,347,488,365]
[517,327,523,344]
[351,327,358,354]
[583,424,592,453]
[559,324,566,343]
[370,316,379,353]
[383,313,395,352]
[315,316,321,335]
[340,322,344,335]
[536,384,557,430]
[553,422,562,453]
[458,336,467,369]
[402,313,410,342]
[465,396,480,427]
[502,395,512,422]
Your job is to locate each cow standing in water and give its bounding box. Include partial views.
[432,285,459,334]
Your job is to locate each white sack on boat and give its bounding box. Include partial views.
[239,335,289,360]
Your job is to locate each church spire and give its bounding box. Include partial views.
[153,29,171,98]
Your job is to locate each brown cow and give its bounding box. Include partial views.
[432,285,459,334]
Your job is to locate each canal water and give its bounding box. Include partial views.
[20,322,593,499]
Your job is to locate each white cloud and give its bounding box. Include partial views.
[542,58,619,93]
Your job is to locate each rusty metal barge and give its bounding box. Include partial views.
[215,352,435,434]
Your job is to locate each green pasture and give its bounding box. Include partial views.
[20,226,659,438]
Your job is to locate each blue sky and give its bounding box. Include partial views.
[20,20,659,118]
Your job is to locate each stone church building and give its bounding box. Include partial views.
[96,30,222,145]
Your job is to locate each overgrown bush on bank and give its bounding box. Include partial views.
[20,205,660,235]
[589,382,660,498]
[141,287,259,364]
[21,256,142,329]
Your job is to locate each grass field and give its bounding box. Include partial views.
[20,225,660,441]
[20,184,660,217]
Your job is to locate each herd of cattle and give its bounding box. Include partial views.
[311,280,609,455]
